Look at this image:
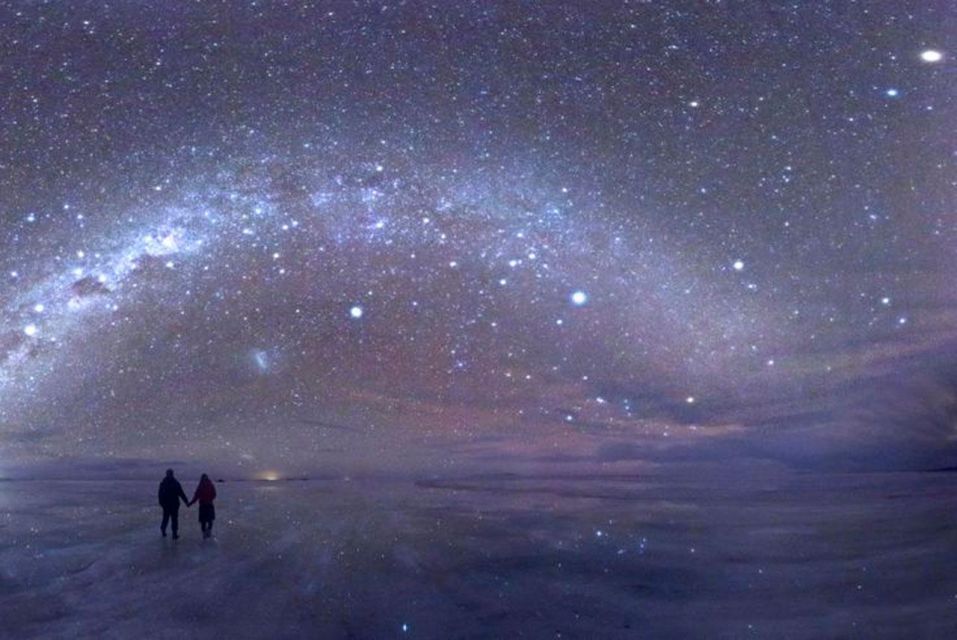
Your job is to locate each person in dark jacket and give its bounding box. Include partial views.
[188,473,217,539]
[157,468,189,539]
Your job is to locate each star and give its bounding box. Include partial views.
[570,290,588,306]
[920,49,943,63]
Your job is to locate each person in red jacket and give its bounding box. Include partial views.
[188,473,217,539]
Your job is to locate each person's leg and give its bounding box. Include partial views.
[207,520,213,537]
[171,508,179,538]
[161,508,170,536]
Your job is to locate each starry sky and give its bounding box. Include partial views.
[0,1,954,476]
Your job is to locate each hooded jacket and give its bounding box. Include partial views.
[192,478,217,505]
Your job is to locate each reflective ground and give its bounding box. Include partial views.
[1,470,955,638]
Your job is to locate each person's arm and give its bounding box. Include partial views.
[158,484,164,506]
[179,484,190,506]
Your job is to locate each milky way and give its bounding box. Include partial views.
[0,2,954,474]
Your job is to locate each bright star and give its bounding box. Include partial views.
[24,324,38,337]
[570,290,588,306]
[349,305,363,319]
[733,260,745,271]
[920,49,943,63]
[885,88,899,97]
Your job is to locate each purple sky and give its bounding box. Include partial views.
[1,1,955,477]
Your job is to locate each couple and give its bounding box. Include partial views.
[157,469,217,539]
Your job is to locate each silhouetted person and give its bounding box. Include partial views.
[188,473,217,539]
[157,468,189,539]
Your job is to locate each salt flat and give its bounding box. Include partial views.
[1,471,955,639]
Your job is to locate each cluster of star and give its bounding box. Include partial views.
[0,1,952,469]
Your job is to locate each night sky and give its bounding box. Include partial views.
[0,1,954,476]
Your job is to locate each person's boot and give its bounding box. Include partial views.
[172,533,179,540]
